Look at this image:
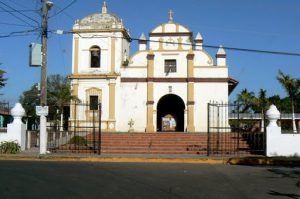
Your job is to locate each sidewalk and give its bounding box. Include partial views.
[1,148,300,166]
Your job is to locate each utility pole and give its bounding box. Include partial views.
[39,0,52,154]
[40,0,53,105]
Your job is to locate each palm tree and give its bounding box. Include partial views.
[277,70,300,133]
[237,89,255,113]
[0,69,6,89]
[47,75,78,131]
[253,89,269,132]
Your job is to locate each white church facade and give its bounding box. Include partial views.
[69,2,238,133]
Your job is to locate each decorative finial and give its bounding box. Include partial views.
[168,9,174,23]
[217,45,226,55]
[195,32,203,41]
[139,33,146,40]
[266,104,280,127]
[102,1,107,14]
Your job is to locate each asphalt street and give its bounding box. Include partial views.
[0,160,299,199]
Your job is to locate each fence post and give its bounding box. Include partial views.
[207,103,210,156]
[27,130,31,149]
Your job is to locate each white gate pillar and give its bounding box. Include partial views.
[5,103,26,150]
[36,106,48,154]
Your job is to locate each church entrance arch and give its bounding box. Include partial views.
[156,94,185,132]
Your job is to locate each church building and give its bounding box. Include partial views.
[69,2,238,133]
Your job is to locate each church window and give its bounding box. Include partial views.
[89,95,99,110]
[90,46,101,68]
[165,59,176,73]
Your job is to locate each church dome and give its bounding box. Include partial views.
[73,2,124,30]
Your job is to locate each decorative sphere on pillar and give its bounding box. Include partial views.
[10,103,26,124]
[266,104,280,127]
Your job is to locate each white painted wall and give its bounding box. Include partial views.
[117,82,147,132]
[194,67,228,78]
[267,126,300,157]
[73,32,127,74]
[194,83,228,132]
[76,80,110,120]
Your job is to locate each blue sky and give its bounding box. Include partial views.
[0,0,300,104]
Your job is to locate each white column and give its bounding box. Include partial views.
[39,115,47,154]
[36,106,49,155]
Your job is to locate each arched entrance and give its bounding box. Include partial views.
[157,94,185,132]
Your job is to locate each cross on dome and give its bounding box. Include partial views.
[168,9,174,23]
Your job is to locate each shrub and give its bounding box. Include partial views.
[67,136,87,146]
[0,141,21,154]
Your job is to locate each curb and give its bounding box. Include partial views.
[1,155,300,166]
[0,155,228,164]
[228,157,300,166]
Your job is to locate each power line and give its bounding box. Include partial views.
[52,4,76,21]
[0,22,33,27]
[49,0,77,19]
[66,32,300,57]
[0,5,36,27]
[0,9,38,13]
[0,28,40,38]
[0,1,40,26]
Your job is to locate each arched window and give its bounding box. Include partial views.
[90,46,100,68]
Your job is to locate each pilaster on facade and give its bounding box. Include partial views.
[146,52,155,132]
[73,37,79,75]
[108,79,116,131]
[186,50,195,132]
[110,37,116,73]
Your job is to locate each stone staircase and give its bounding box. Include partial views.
[98,132,251,155]
[52,132,254,155]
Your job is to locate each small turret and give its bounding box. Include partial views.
[194,32,203,50]
[139,33,147,51]
[102,1,107,14]
[216,45,226,66]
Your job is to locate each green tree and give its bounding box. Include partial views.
[236,89,255,113]
[19,83,40,129]
[20,74,76,130]
[47,74,77,130]
[253,89,269,132]
[0,70,6,88]
[0,64,7,93]
[277,70,300,133]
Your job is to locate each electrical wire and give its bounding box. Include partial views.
[0,1,40,26]
[0,28,40,38]
[49,0,77,19]
[0,22,33,27]
[65,31,300,57]
[0,5,36,27]
[0,9,38,13]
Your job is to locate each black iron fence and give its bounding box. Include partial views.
[46,103,102,154]
[207,102,266,156]
[0,102,9,114]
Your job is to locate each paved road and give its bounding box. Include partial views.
[0,160,299,199]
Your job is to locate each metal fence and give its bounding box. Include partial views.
[0,102,9,114]
[207,102,266,156]
[46,103,102,154]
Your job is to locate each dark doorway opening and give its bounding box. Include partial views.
[157,94,185,132]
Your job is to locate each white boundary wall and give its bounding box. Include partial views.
[266,105,300,157]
